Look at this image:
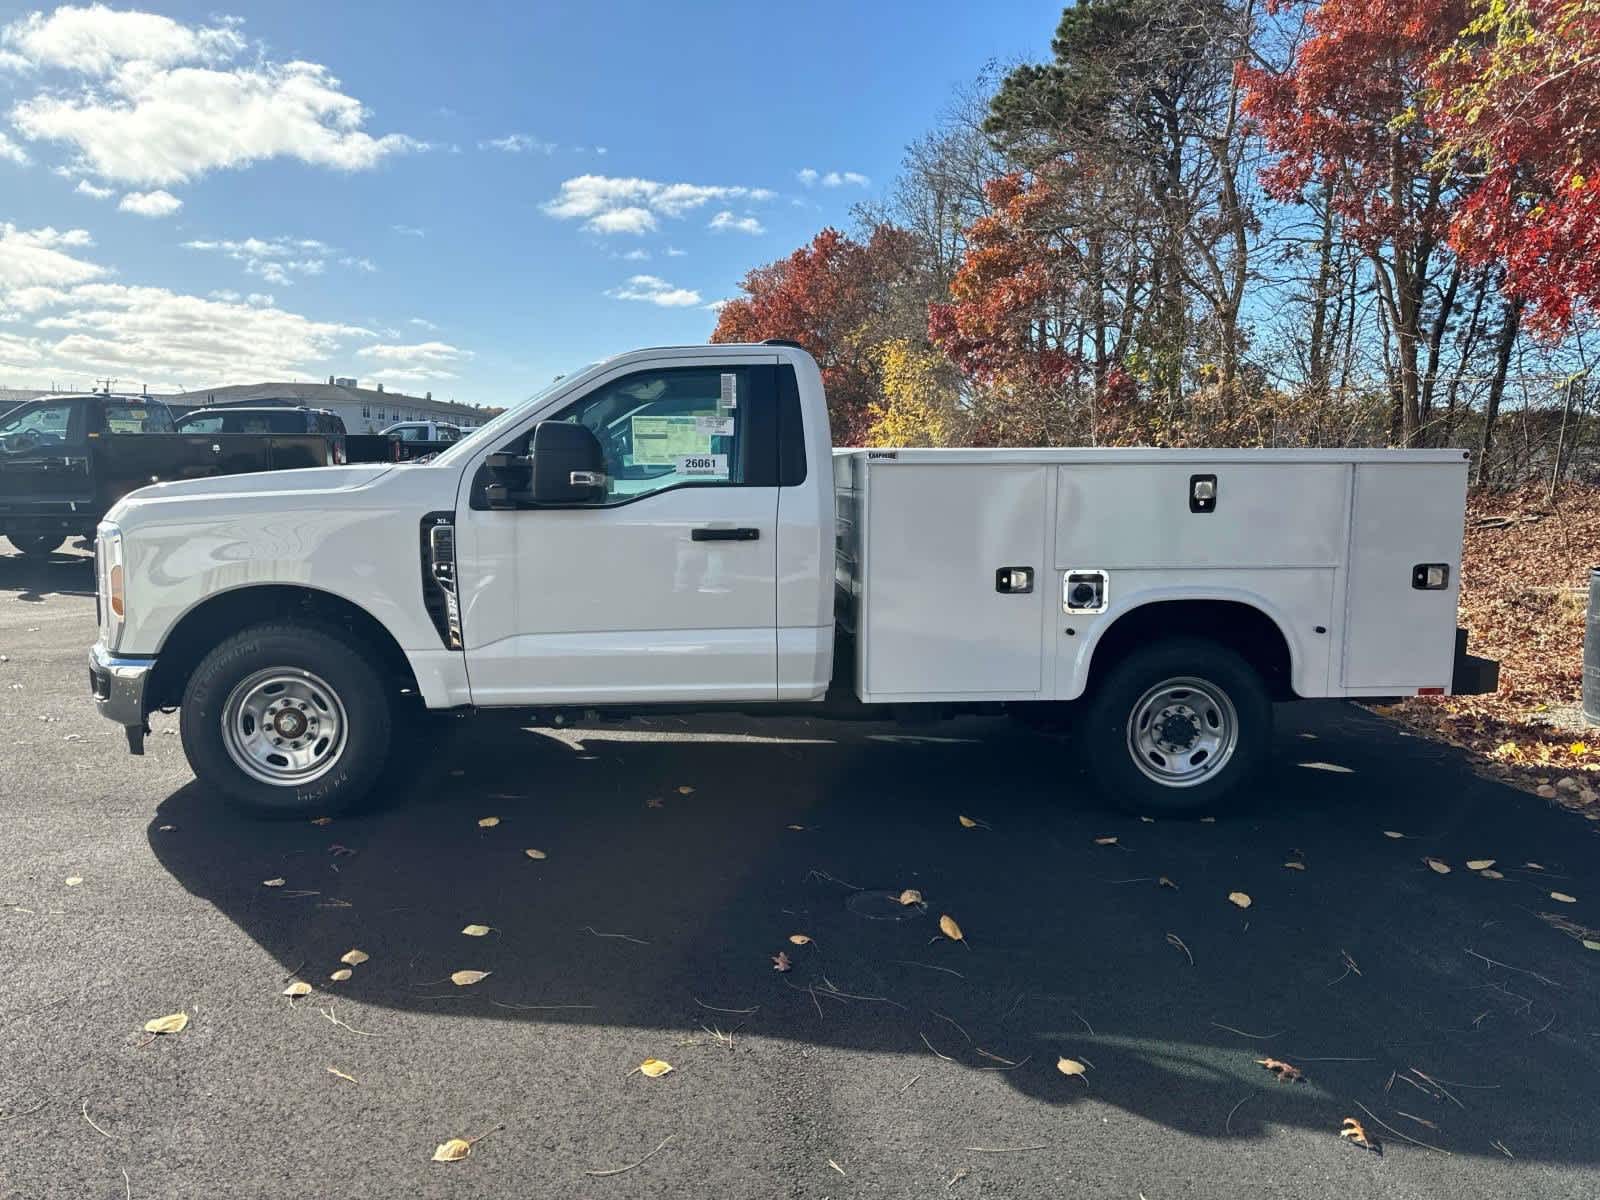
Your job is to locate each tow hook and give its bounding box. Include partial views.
[126,722,147,756]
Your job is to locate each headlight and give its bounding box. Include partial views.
[97,522,126,650]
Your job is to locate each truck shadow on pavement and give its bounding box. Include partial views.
[0,544,95,603]
[146,702,1600,1165]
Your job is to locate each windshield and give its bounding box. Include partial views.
[430,371,583,466]
[0,401,79,451]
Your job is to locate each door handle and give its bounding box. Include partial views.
[691,527,760,542]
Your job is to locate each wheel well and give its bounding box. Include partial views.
[146,586,418,710]
[1087,600,1296,700]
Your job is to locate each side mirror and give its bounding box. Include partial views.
[530,421,607,504]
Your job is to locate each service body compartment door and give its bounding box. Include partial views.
[860,463,1047,697]
[1342,462,1467,690]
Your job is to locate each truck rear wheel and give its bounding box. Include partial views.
[179,623,392,818]
[1081,637,1271,815]
[8,533,64,558]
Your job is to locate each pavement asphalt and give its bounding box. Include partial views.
[1,540,1599,1200]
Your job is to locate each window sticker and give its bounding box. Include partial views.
[719,372,738,410]
[695,414,735,437]
[676,453,728,477]
[631,414,713,466]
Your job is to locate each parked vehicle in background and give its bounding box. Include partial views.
[380,420,462,443]
[87,343,1498,817]
[1,393,342,558]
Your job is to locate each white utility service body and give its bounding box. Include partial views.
[87,342,1495,816]
[834,446,1471,702]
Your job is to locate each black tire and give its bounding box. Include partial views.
[9,533,63,558]
[1080,637,1272,815]
[179,623,393,818]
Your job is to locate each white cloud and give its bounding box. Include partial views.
[544,174,775,235]
[3,9,421,187]
[708,210,765,236]
[0,130,28,165]
[665,246,687,257]
[620,248,650,261]
[0,5,244,75]
[607,274,701,308]
[73,178,112,198]
[0,281,369,389]
[118,187,181,216]
[391,224,425,237]
[357,340,470,364]
[479,132,553,154]
[407,316,438,330]
[208,288,239,302]
[797,166,869,188]
[0,223,105,296]
[183,235,356,286]
[704,298,732,312]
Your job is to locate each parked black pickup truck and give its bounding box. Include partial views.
[0,393,340,557]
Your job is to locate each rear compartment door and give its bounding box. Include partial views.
[1341,461,1467,690]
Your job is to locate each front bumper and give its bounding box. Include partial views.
[1451,627,1500,696]
[89,642,155,754]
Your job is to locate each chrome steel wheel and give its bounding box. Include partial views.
[220,668,348,787]
[1125,675,1238,788]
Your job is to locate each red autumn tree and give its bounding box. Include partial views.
[1241,0,1473,444]
[711,225,920,443]
[1429,0,1600,337]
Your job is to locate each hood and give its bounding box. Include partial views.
[129,464,393,502]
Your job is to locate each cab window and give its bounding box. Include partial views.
[104,403,175,433]
[0,401,79,449]
[548,367,748,501]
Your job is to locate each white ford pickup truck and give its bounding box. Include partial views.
[88,341,1497,816]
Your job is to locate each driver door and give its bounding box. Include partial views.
[457,357,781,705]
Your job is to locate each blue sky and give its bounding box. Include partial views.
[0,1,1060,406]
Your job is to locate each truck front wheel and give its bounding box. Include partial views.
[179,623,392,817]
[1081,638,1271,815]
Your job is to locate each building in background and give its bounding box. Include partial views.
[166,378,490,433]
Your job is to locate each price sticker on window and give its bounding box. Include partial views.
[718,372,738,410]
[676,453,728,477]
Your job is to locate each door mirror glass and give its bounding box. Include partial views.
[530,420,606,504]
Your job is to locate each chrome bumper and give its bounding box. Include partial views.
[89,642,154,754]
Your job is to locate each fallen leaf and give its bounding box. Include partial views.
[1582,939,1600,952]
[262,878,285,888]
[432,1138,473,1163]
[1339,1117,1379,1153]
[158,824,176,832]
[1383,830,1406,839]
[477,816,500,828]
[1159,876,1177,889]
[1479,869,1505,879]
[326,1066,358,1084]
[788,934,813,946]
[957,815,990,829]
[340,949,368,966]
[638,1057,673,1078]
[771,951,791,972]
[64,876,82,887]
[1465,859,1496,871]
[1537,784,1559,799]
[1551,892,1578,904]
[310,816,333,826]
[1257,1057,1304,1083]
[523,849,547,860]
[1424,857,1451,874]
[1093,836,1119,846]
[677,785,695,795]
[283,981,312,997]
[938,913,966,943]
[451,970,491,986]
[786,824,808,831]
[1200,816,1216,823]
[1139,816,1155,823]
[897,888,924,906]
[1283,861,1306,871]
[143,1012,188,1035]
[1525,862,1546,870]
[461,924,492,937]
[1056,1056,1088,1078]
[329,968,352,982]
[1228,891,1252,909]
